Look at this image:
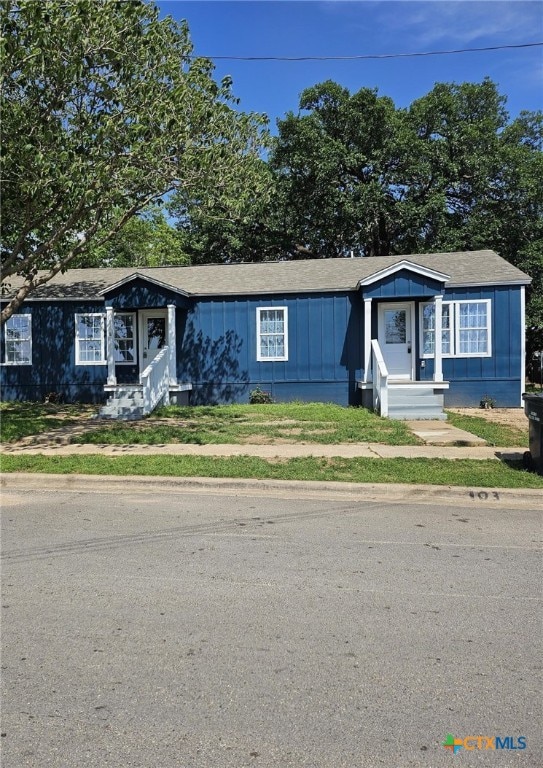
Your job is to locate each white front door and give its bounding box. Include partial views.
[378,302,414,379]
[140,310,167,369]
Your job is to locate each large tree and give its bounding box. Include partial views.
[268,79,541,335]
[0,0,268,322]
[271,80,403,259]
[76,207,189,268]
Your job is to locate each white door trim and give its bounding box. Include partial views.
[377,301,415,380]
[139,309,168,371]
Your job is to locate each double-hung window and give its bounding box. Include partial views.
[114,313,136,364]
[75,313,106,365]
[257,307,288,361]
[421,300,491,358]
[4,314,32,365]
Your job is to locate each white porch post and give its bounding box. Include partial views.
[106,306,116,385]
[364,297,372,382]
[520,285,526,405]
[167,304,177,385]
[433,294,444,383]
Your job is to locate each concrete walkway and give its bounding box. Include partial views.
[0,418,524,461]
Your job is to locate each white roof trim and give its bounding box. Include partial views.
[447,279,531,288]
[357,260,450,287]
[98,271,190,297]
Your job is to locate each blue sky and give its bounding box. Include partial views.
[157,0,542,130]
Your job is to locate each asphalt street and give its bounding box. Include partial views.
[1,482,542,767]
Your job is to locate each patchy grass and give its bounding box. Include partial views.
[70,402,420,446]
[2,454,542,488]
[0,401,95,442]
[445,411,528,447]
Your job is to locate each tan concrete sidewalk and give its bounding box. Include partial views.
[0,416,524,462]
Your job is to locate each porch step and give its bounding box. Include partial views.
[99,387,145,421]
[387,384,446,421]
[388,405,447,421]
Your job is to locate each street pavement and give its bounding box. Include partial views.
[1,482,541,767]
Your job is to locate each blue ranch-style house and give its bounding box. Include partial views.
[0,249,531,419]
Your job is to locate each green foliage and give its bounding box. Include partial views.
[1,0,268,320]
[71,402,419,446]
[0,401,94,441]
[2,454,542,489]
[76,207,189,268]
[176,77,541,348]
[446,411,528,447]
[1,400,418,446]
[248,386,274,404]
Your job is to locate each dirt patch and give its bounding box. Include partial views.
[448,408,527,430]
[238,434,297,444]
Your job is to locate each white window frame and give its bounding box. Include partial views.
[3,313,32,365]
[256,306,288,362]
[75,313,106,365]
[420,299,491,359]
[113,312,136,365]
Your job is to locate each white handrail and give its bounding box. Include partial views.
[140,346,170,415]
[371,339,389,417]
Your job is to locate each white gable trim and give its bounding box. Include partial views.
[98,272,190,297]
[357,260,450,287]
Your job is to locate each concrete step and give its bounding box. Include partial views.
[106,396,144,407]
[99,387,145,419]
[388,386,441,397]
[108,387,142,397]
[388,405,447,421]
[99,406,144,420]
[388,394,444,407]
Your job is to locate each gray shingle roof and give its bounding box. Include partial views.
[1,250,531,301]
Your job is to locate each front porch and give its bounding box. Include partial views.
[357,260,451,419]
[101,303,191,419]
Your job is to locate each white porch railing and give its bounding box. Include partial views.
[140,346,170,415]
[371,339,389,417]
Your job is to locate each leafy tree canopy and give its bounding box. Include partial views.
[76,207,189,268]
[178,77,541,340]
[0,0,269,322]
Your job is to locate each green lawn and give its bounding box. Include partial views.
[0,401,95,442]
[2,453,542,488]
[67,402,421,446]
[445,410,528,447]
[3,401,540,489]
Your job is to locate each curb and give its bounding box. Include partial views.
[2,473,542,508]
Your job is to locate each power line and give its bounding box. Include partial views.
[190,41,543,62]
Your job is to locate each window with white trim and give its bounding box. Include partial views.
[75,313,106,365]
[420,300,491,358]
[114,313,136,364]
[257,307,288,361]
[4,314,32,365]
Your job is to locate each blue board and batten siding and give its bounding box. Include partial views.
[0,292,364,405]
[179,293,363,405]
[416,285,524,406]
[1,301,107,402]
[0,263,527,407]
[362,269,445,298]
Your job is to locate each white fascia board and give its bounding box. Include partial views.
[357,260,450,287]
[446,279,532,288]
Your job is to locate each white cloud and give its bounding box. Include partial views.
[372,1,543,48]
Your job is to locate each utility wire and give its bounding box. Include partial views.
[190,41,543,61]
